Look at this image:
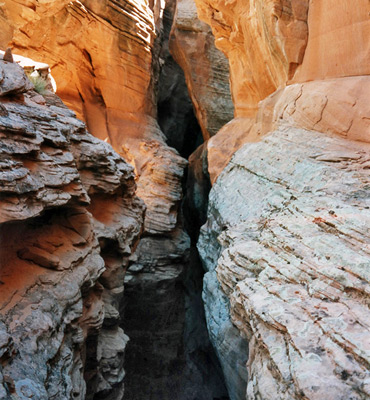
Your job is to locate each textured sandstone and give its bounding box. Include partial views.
[198,126,370,400]
[0,60,33,97]
[272,77,370,143]
[157,0,203,158]
[0,60,144,399]
[0,0,164,144]
[207,74,370,184]
[293,0,370,82]
[194,0,309,116]
[121,134,188,235]
[170,0,233,139]
[206,117,256,184]
[192,1,369,187]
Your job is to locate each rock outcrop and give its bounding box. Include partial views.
[199,126,370,400]
[194,0,370,183]
[1,0,232,397]
[193,1,370,399]
[185,0,370,400]
[0,59,144,399]
[2,1,369,400]
[194,0,310,117]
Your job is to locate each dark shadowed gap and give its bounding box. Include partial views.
[121,2,229,399]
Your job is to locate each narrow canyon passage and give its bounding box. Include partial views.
[118,1,234,397]
[120,20,230,394]
[1,1,369,400]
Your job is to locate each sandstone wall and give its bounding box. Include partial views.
[0,59,144,399]
[192,1,370,399]
[0,0,163,145]
[199,127,370,400]
[194,0,309,117]
[193,0,370,184]
[293,0,370,82]
[0,1,231,397]
[170,0,234,139]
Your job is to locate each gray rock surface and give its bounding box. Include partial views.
[198,125,370,400]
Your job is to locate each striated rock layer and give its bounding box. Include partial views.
[1,0,232,397]
[0,0,164,144]
[192,1,370,399]
[199,126,370,400]
[170,0,234,140]
[194,0,310,117]
[193,0,369,184]
[0,59,144,399]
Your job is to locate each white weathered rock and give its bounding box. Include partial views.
[198,126,370,400]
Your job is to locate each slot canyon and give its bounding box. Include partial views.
[0,0,369,399]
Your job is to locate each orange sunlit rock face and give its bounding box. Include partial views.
[0,0,160,145]
[194,0,309,117]
[293,0,370,82]
[194,0,370,184]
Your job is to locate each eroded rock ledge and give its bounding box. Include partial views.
[0,59,144,399]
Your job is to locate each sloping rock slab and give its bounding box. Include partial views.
[198,126,370,400]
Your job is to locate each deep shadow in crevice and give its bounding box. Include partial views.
[121,0,229,398]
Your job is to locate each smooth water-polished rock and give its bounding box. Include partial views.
[1,0,166,144]
[199,126,370,400]
[194,0,309,117]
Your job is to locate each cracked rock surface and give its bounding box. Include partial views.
[198,126,370,400]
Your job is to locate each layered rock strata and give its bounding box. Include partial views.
[0,0,164,143]
[2,0,233,396]
[192,1,370,399]
[0,60,144,399]
[199,126,370,400]
[194,0,370,183]
[194,0,310,117]
[170,0,234,139]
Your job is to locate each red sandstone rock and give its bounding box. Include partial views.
[196,1,370,184]
[0,59,144,399]
[0,0,162,144]
[194,0,309,116]
[293,0,370,82]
